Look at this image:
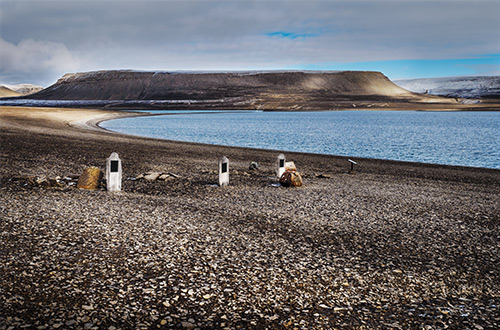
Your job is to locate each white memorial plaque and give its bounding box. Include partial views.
[106,152,122,192]
[277,153,286,178]
[219,156,229,186]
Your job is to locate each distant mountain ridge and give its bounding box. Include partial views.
[1,84,43,95]
[22,70,455,110]
[0,86,21,97]
[395,76,500,99]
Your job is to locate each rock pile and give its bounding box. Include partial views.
[248,162,260,171]
[8,176,79,188]
[135,172,181,182]
[279,161,303,187]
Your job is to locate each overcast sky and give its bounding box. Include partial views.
[1,0,499,86]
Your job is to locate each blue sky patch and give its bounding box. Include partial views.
[266,31,316,39]
[294,55,500,80]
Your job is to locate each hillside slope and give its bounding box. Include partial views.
[25,70,457,110]
[3,84,44,95]
[395,76,500,99]
[0,86,21,98]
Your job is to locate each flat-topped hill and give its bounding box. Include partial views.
[36,70,412,99]
[24,70,459,110]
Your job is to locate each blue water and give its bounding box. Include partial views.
[101,110,500,169]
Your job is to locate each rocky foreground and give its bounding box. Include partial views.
[0,107,499,329]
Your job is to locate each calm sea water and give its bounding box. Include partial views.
[101,110,500,169]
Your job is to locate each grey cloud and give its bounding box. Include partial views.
[1,0,499,85]
[0,38,82,86]
[3,1,498,50]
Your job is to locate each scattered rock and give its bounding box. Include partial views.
[2,119,500,330]
[181,321,195,329]
[249,162,260,170]
[49,178,63,187]
[158,174,170,180]
[136,172,181,181]
[9,175,69,189]
[35,176,49,187]
[143,172,161,181]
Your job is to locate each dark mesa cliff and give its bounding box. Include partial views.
[26,70,459,110]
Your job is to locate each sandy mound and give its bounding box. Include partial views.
[4,83,44,95]
[0,86,21,97]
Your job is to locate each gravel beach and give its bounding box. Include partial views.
[1,106,499,329]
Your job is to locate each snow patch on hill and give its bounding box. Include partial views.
[394,76,500,99]
[1,84,44,95]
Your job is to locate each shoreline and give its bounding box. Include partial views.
[95,108,500,171]
[2,104,499,186]
[1,106,499,329]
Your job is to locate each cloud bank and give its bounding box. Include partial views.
[0,38,81,85]
[1,0,499,86]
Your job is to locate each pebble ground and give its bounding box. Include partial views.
[1,107,499,329]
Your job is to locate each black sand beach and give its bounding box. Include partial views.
[1,106,499,329]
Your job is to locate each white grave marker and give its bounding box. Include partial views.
[277,153,286,178]
[218,156,229,186]
[106,152,122,192]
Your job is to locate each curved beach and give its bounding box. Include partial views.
[1,106,499,329]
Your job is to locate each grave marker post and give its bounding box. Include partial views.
[277,153,286,178]
[219,156,229,186]
[106,152,122,192]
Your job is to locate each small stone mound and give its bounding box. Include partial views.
[8,176,79,188]
[136,172,181,182]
